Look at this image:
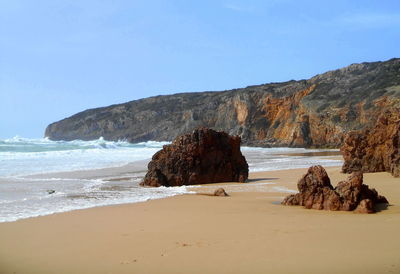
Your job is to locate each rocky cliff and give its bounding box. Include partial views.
[341,108,400,177]
[45,58,400,147]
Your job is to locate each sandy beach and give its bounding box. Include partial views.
[2,1,399,273]
[0,167,399,274]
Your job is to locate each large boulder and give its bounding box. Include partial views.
[341,108,400,177]
[140,128,249,187]
[282,165,388,213]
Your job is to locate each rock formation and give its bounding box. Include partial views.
[140,128,248,187]
[213,188,229,197]
[45,58,400,148]
[282,166,388,213]
[341,108,400,177]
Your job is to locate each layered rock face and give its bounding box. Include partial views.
[45,58,400,148]
[341,108,400,177]
[140,128,248,187]
[282,166,388,213]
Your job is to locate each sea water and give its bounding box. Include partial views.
[0,136,342,222]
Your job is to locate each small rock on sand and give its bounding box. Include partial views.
[214,188,229,197]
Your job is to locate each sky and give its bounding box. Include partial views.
[0,0,399,138]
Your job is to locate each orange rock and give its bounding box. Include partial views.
[282,166,388,213]
[341,108,400,177]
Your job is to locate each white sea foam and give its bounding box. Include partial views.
[0,137,343,222]
[0,137,169,177]
[0,183,193,223]
[242,146,342,172]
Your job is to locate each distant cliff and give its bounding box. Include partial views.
[45,58,400,148]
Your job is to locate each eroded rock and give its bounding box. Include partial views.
[341,108,400,177]
[354,199,375,214]
[140,128,248,187]
[213,188,229,197]
[282,165,388,213]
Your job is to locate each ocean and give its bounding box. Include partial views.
[0,136,343,222]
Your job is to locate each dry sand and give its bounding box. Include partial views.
[0,167,399,274]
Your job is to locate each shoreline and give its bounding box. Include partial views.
[0,167,306,224]
[1,151,343,223]
[0,167,399,273]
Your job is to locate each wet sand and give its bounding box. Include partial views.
[0,167,399,274]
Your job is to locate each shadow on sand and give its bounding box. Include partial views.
[374,203,391,212]
[247,178,279,183]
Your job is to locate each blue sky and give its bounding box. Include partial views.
[1,0,399,138]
